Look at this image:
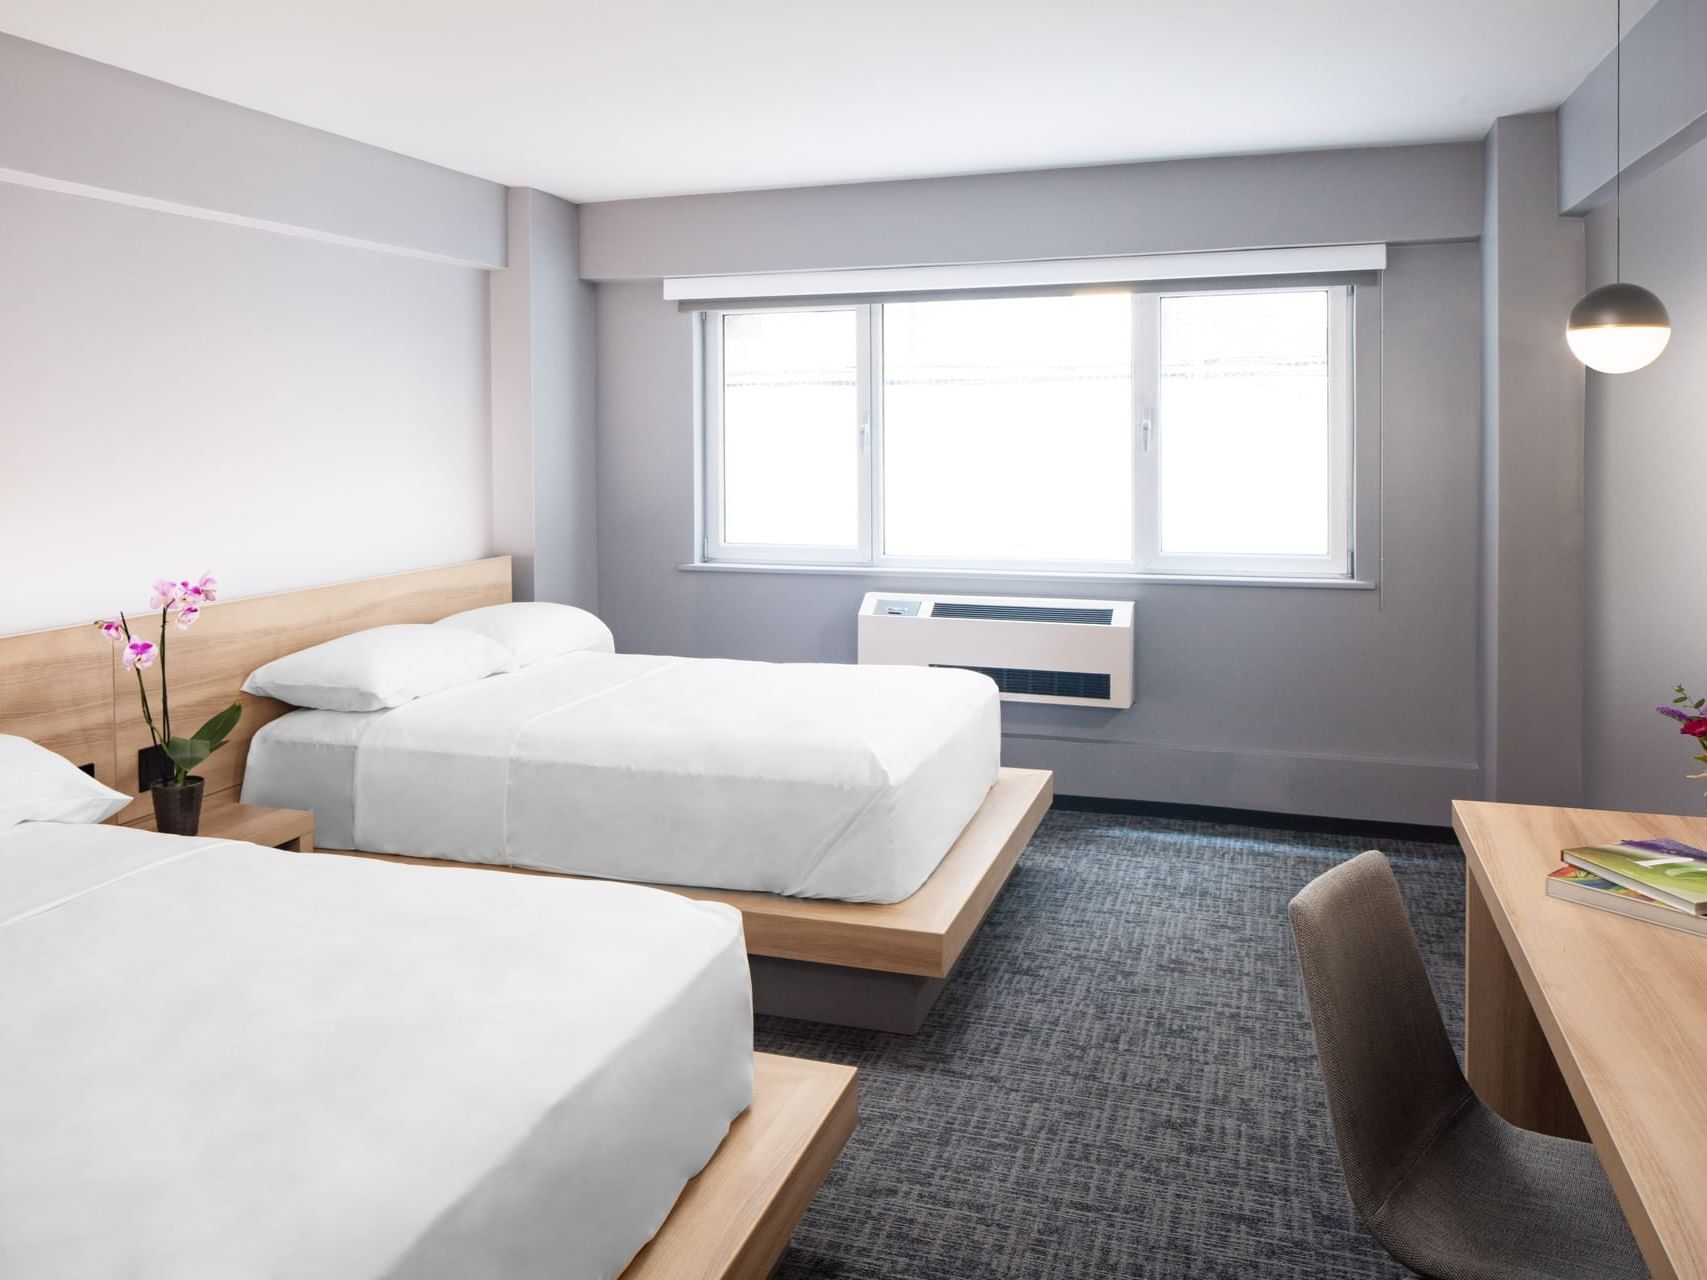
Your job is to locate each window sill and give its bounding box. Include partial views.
[677,562,1376,590]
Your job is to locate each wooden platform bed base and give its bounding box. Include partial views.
[314,767,1054,1034]
[623,1053,856,1280]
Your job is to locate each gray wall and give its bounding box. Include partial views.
[593,170,1485,824]
[526,196,600,609]
[1558,0,1707,214]
[1582,136,1707,813]
[1,33,600,632]
[490,188,600,607]
[580,142,1483,282]
[0,31,502,266]
[1479,114,1587,805]
[0,180,493,634]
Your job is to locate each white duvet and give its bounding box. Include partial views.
[0,821,754,1280]
[244,652,1001,903]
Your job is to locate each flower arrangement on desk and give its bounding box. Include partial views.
[1656,685,1707,805]
[94,574,241,836]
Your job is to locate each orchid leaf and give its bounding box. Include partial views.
[192,702,242,752]
[163,736,211,771]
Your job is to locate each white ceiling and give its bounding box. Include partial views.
[0,0,1633,203]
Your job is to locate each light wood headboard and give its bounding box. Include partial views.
[0,557,512,820]
[0,623,119,786]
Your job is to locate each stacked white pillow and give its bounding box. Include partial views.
[243,624,515,712]
[434,602,615,667]
[242,605,615,713]
[0,735,131,828]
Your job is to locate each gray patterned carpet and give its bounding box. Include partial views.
[755,807,1465,1280]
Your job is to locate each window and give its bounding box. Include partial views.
[882,294,1134,564]
[701,283,1356,579]
[715,309,864,556]
[1141,288,1352,576]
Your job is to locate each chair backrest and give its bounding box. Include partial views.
[1288,850,1472,1223]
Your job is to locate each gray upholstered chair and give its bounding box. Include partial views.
[1288,851,1648,1280]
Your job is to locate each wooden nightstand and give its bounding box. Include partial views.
[123,795,315,851]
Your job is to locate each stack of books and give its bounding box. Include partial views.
[1548,838,1707,938]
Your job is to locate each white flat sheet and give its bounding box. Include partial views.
[245,653,1001,902]
[0,821,753,1280]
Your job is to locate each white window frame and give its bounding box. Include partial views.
[699,282,1358,580]
[1135,284,1354,578]
[702,303,874,565]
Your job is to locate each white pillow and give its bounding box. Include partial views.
[0,735,131,828]
[242,624,515,712]
[434,602,615,668]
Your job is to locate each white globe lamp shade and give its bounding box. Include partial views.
[1567,282,1672,373]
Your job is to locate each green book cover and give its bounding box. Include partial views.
[1563,844,1707,915]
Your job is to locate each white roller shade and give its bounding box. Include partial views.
[664,244,1386,303]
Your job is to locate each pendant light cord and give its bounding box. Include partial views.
[1614,0,1623,279]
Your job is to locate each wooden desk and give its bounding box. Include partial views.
[1453,801,1707,1280]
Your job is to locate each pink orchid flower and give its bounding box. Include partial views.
[123,638,156,671]
[148,574,220,614]
[95,619,125,643]
[175,604,200,630]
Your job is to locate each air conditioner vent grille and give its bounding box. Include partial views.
[929,602,1114,625]
[931,664,1112,701]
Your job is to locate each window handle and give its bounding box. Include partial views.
[1141,416,1153,453]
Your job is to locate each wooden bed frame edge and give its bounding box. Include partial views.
[314,766,1052,980]
[622,1053,857,1280]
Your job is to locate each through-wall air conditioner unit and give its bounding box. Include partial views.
[857,592,1134,708]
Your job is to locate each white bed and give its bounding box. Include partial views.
[242,651,1001,903]
[0,820,753,1280]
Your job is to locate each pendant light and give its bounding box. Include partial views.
[1567,0,1671,373]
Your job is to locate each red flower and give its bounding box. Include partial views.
[1681,718,1707,739]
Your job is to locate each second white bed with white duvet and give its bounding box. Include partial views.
[244,650,1001,903]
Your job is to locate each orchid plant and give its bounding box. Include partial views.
[1656,685,1707,799]
[95,575,241,789]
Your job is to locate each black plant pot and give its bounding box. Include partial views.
[151,776,205,837]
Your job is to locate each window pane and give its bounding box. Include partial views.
[882,294,1133,562]
[1156,290,1334,557]
[720,309,860,547]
